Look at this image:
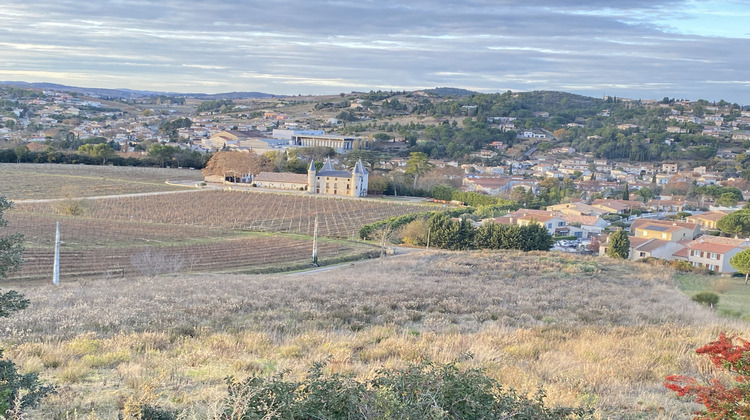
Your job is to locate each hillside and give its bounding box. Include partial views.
[3,250,748,418]
[0,81,276,100]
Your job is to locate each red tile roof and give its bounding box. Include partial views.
[255,172,308,184]
[630,218,698,231]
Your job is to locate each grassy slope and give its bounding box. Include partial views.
[676,272,750,319]
[2,250,748,418]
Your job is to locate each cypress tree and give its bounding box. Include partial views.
[606,229,630,259]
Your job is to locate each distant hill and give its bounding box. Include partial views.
[0,81,277,100]
[512,90,605,110]
[186,91,279,100]
[421,87,477,97]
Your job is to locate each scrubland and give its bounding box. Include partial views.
[2,250,748,418]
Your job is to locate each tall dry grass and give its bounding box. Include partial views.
[1,250,747,418]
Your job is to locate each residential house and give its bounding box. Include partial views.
[204,130,265,150]
[628,237,685,261]
[500,209,599,238]
[462,177,515,195]
[557,214,609,238]
[654,174,672,185]
[546,202,607,217]
[617,123,639,130]
[519,131,546,138]
[645,199,685,213]
[661,163,678,173]
[630,219,700,242]
[500,209,570,236]
[696,174,720,186]
[686,211,730,231]
[591,199,635,215]
[678,236,750,273]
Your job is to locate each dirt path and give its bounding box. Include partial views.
[13,184,216,204]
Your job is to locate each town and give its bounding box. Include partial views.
[3,86,750,264]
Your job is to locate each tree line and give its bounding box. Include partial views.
[360,210,554,252]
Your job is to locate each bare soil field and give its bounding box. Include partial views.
[3,250,747,418]
[0,163,204,200]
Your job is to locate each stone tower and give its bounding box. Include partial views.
[307,160,316,192]
[352,158,369,197]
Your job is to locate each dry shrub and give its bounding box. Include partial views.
[399,218,429,246]
[56,198,89,216]
[710,277,733,294]
[58,361,90,384]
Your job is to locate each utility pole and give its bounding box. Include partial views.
[53,221,60,285]
[426,226,431,250]
[312,216,319,266]
[380,225,390,258]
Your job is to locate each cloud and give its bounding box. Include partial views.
[0,0,747,102]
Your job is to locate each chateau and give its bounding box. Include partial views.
[247,157,369,197]
[307,158,369,197]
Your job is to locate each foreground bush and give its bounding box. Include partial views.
[222,359,590,419]
[691,292,719,308]
[665,333,750,419]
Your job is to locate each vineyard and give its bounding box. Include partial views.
[12,190,433,238]
[5,190,433,280]
[0,163,204,200]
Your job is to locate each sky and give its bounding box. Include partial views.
[1,0,749,103]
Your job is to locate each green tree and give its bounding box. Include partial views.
[147,143,180,167]
[606,229,630,259]
[14,145,29,163]
[294,146,336,163]
[373,133,392,142]
[367,176,390,195]
[730,248,750,285]
[431,185,457,201]
[78,143,116,164]
[637,187,653,203]
[717,192,739,208]
[341,150,382,173]
[623,183,629,200]
[0,197,23,279]
[520,224,554,251]
[405,152,434,190]
[717,210,750,238]
[427,213,473,250]
[0,197,55,414]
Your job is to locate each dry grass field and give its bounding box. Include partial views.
[2,250,748,419]
[0,163,204,200]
